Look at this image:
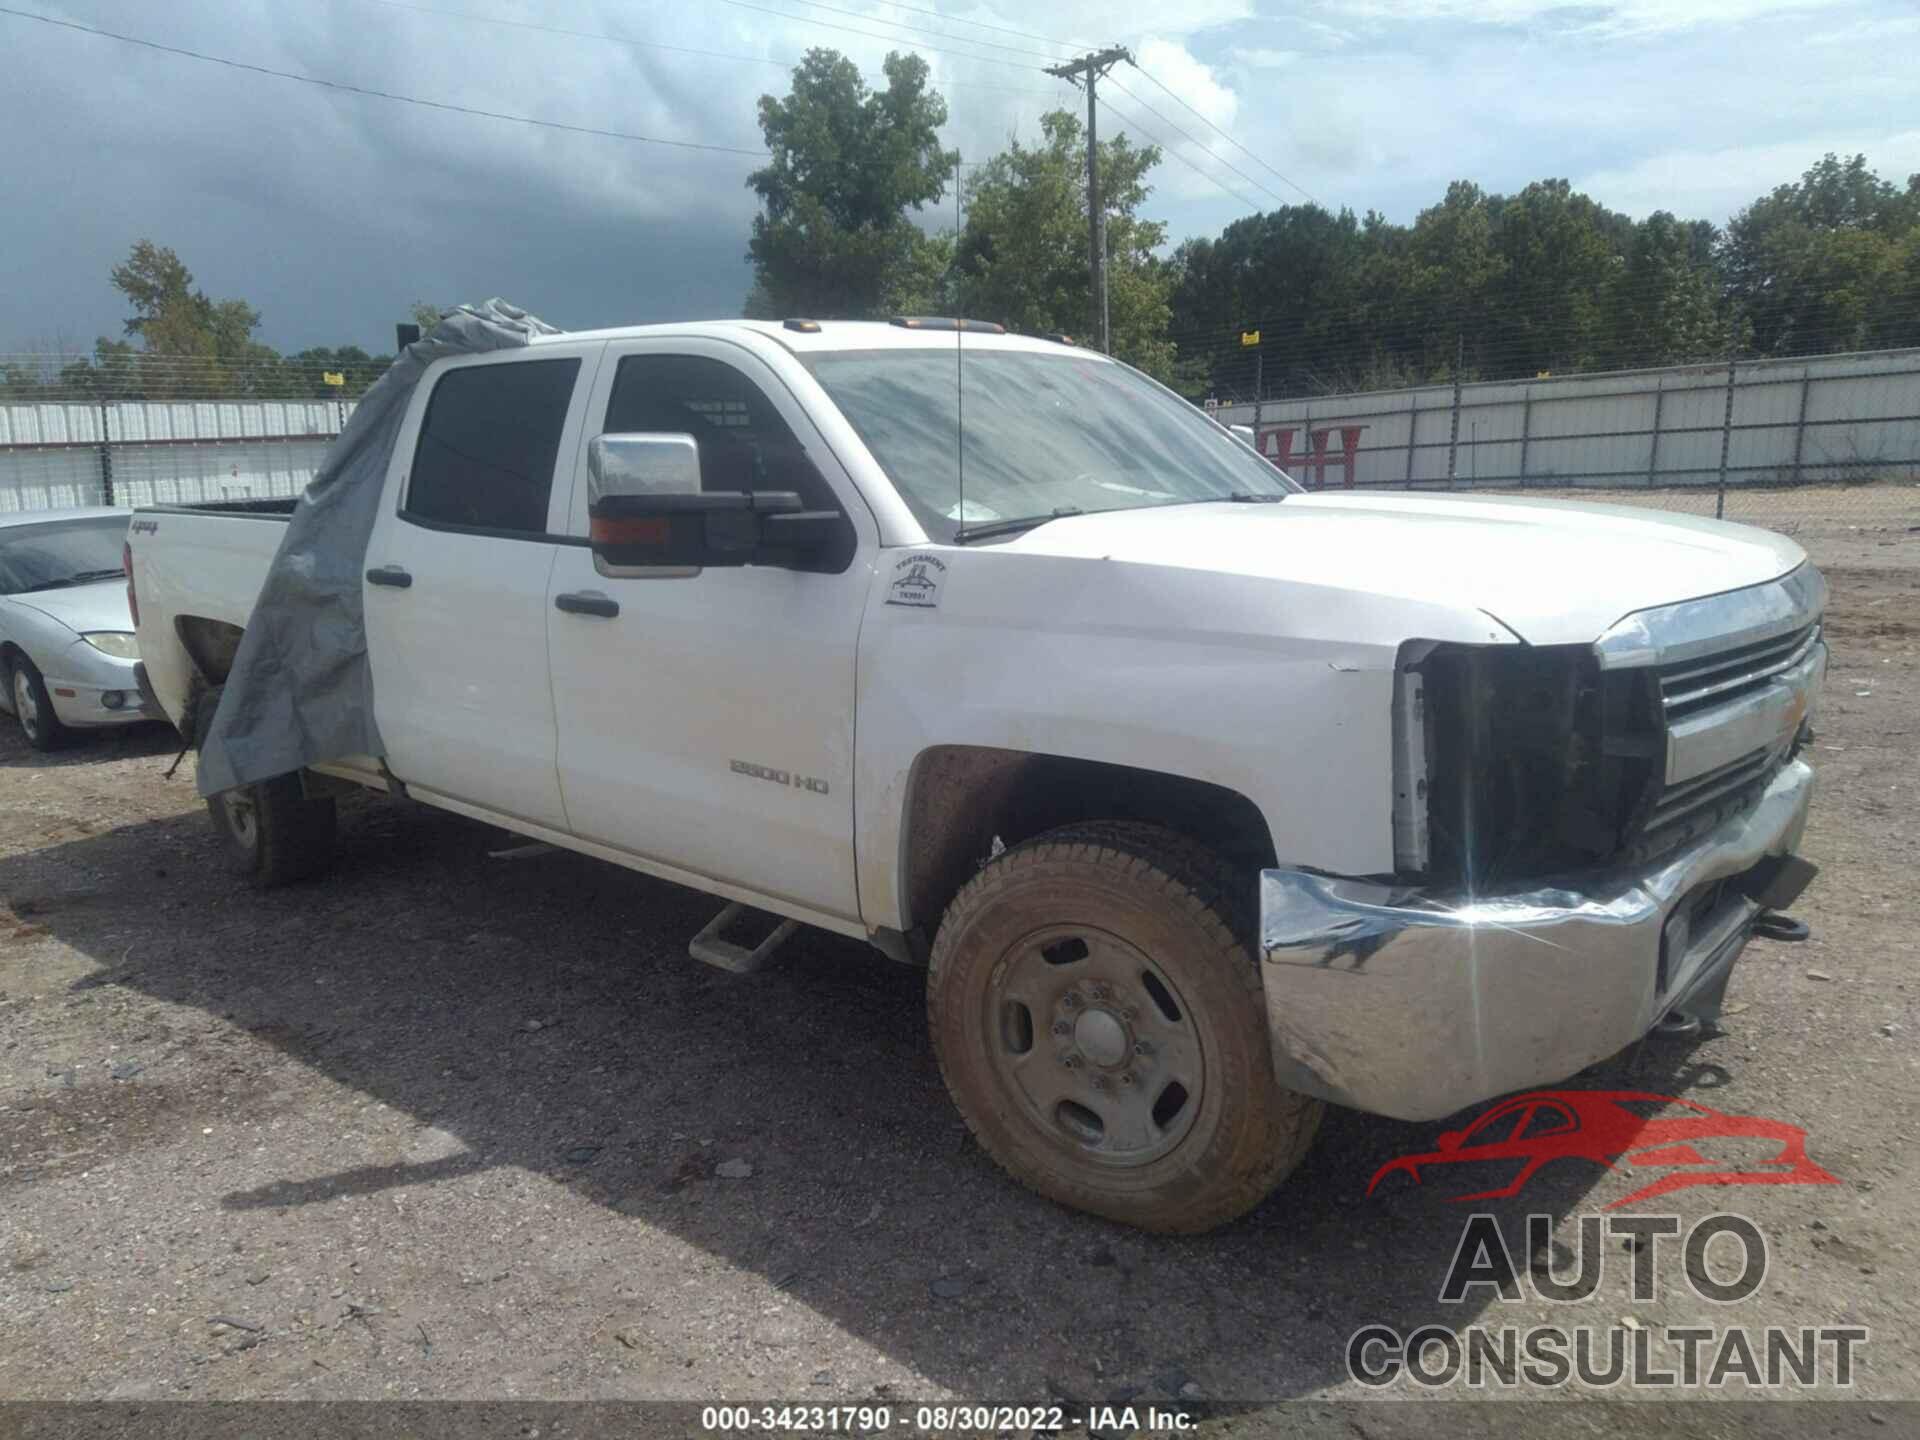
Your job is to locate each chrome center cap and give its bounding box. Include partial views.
[1073,1007,1129,1068]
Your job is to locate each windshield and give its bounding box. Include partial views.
[805,349,1297,542]
[0,516,129,594]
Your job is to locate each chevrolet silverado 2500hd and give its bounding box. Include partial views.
[127,319,1827,1232]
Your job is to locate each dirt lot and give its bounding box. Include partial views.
[2,519,1916,1428]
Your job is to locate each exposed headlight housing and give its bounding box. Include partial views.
[81,631,140,660]
[1397,641,1663,889]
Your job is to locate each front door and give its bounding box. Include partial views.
[364,346,599,830]
[545,339,873,921]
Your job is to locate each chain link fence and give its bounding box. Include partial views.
[1205,345,1920,541]
[0,397,353,513]
[6,346,1918,542]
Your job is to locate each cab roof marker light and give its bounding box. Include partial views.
[783,318,822,333]
[888,317,1007,335]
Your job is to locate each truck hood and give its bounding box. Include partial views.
[998,492,1808,645]
[6,578,134,635]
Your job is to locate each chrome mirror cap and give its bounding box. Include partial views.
[587,433,702,507]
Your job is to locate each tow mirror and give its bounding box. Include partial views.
[586,432,837,578]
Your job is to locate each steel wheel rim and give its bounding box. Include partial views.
[986,924,1206,1169]
[15,670,41,740]
[222,789,260,851]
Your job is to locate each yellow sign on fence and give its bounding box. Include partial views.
[322,371,346,387]
[1240,330,1260,347]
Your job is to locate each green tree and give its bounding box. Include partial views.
[1599,211,1728,369]
[746,49,958,318]
[1722,153,1919,355]
[101,239,265,397]
[951,110,1175,378]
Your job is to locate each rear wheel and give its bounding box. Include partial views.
[928,821,1323,1233]
[9,657,69,751]
[194,685,336,886]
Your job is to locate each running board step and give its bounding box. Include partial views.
[689,903,797,974]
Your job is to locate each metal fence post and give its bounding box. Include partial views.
[1445,333,1464,489]
[1404,399,1419,486]
[1790,368,1813,483]
[1715,348,1737,519]
[96,400,113,507]
[1517,385,1532,489]
[1646,379,1665,488]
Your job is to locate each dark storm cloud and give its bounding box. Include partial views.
[1,0,770,352]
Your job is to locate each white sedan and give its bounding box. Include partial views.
[0,507,157,750]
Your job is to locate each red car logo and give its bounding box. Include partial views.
[1368,1090,1840,1210]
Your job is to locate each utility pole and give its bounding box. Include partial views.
[1045,45,1131,353]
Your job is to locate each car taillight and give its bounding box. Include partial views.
[124,540,139,626]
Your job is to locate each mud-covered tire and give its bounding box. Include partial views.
[928,821,1323,1233]
[8,655,70,751]
[193,686,336,886]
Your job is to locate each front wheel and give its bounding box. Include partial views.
[928,821,1323,1233]
[194,685,337,886]
[9,656,69,751]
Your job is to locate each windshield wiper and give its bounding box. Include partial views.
[952,507,1085,544]
[21,568,126,592]
[1226,492,1287,503]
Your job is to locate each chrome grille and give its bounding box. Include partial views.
[1594,565,1827,864]
[1658,622,1821,719]
[1642,748,1775,842]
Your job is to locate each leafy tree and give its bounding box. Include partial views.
[1599,211,1729,369]
[1722,154,1920,355]
[951,110,1175,378]
[746,49,958,318]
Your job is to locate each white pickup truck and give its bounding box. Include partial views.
[127,318,1827,1231]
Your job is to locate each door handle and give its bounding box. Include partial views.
[554,590,620,618]
[366,565,413,589]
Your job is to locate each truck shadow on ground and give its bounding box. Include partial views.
[0,795,1726,1402]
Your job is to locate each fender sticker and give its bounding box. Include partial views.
[885,552,945,609]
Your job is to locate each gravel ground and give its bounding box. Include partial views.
[1,520,1915,1426]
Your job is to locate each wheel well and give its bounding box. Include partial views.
[901,745,1278,934]
[175,615,246,686]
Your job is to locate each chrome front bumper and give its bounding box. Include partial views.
[1258,758,1815,1122]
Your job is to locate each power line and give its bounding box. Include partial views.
[0,5,770,156]
[1102,76,1279,213]
[1127,60,1320,207]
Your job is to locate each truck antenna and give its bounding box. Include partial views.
[955,152,965,535]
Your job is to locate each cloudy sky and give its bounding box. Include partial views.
[4,0,1917,355]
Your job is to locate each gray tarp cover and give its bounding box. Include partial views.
[195,298,561,797]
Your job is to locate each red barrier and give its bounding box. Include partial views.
[1255,423,1368,488]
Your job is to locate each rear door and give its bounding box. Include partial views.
[364,345,600,829]
[544,338,873,921]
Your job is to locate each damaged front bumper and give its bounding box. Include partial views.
[1258,758,1815,1122]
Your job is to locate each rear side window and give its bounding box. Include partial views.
[406,358,581,535]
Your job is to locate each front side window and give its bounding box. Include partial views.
[406,358,581,535]
[805,348,1297,542]
[603,354,837,513]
